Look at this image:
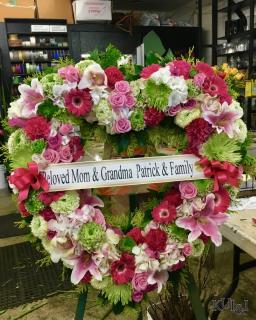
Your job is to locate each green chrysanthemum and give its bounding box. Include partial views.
[31,139,46,154]
[10,145,34,169]
[164,223,188,241]
[144,79,171,111]
[30,215,48,239]
[105,213,130,231]
[78,222,105,251]
[131,209,145,228]
[50,191,80,215]
[8,129,29,154]
[174,107,201,128]
[91,277,111,290]
[194,179,214,196]
[95,99,113,125]
[130,109,145,131]
[25,190,45,215]
[191,239,205,257]
[201,132,241,164]
[102,280,132,306]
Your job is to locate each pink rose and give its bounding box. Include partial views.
[132,291,144,303]
[114,80,130,93]
[182,243,192,257]
[166,105,181,116]
[179,181,197,199]
[48,134,62,150]
[58,66,79,83]
[125,94,136,108]
[59,145,73,163]
[109,92,126,109]
[59,123,74,135]
[113,118,131,133]
[43,148,60,163]
[132,272,149,291]
[193,73,206,88]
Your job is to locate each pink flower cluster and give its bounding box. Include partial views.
[108,80,136,111]
[43,123,84,164]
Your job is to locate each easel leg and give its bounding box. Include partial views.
[75,288,88,320]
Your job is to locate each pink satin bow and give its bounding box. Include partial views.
[9,162,49,202]
[198,157,242,192]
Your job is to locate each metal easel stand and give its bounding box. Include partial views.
[211,245,256,320]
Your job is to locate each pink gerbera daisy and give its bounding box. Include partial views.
[64,88,92,116]
[152,201,177,224]
[111,253,135,284]
[214,188,230,214]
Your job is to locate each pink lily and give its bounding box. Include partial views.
[68,252,102,285]
[79,189,104,208]
[18,79,44,116]
[176,194,229,246]
[203,102,241,138]
[147,270,169,293]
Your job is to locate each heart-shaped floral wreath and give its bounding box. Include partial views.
[4,46,255,313]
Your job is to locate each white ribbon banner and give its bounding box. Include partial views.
[42,155,206,192]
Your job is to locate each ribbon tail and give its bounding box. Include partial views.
[18,188,29,202]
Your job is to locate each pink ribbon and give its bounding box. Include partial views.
[9,162,49,202]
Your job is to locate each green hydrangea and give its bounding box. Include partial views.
[187,79,200,97]
[119,236,136,252]
[174,107,201,128]
[40,73,63,95]
[25,190,45,215]
[50,191,80,215]
[31,139,46,154]
[75,59,94,73]
[8,129,29,154]
[194,179,213,196]
[191,239,205,257]
[78,222,105,251]
[233,119,247,143]
[95,99,113,125]
[30,215,48,239]
[130,109,145,131]
[144,79,171,111]
[164,223,188,241]
[91,277,111,290]
[201,132,241,164]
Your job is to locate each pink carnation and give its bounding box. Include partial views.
[69,136,84,162]
[64,88,92,116]
[40,207,56,221]
[112,118,131,133]
[58,65,79,83]
[140,64,161,79]
[43,148,60,163]
[179,181,197,199]
[127,227,144,244]
[169,60,191,79]
[144,108,165,127]
[59,145,73,162]
[196,62,215,77]
[105,66,125,89]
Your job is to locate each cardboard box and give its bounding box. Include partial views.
[0,0,35,22]
[37,0,74,24]
[73,0,112,22]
